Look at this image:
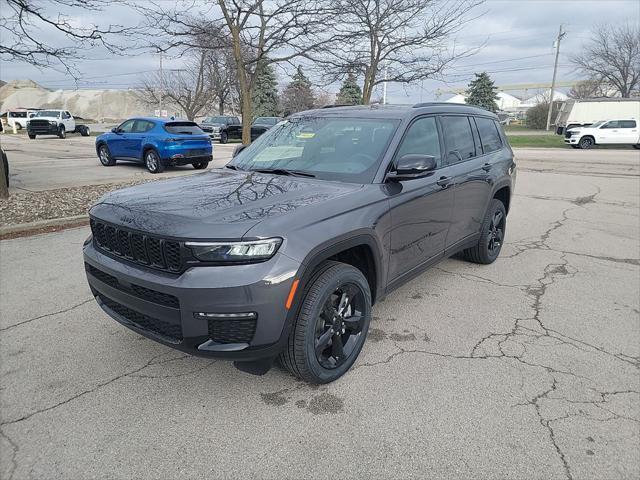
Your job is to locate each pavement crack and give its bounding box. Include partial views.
[0,427,18,480]
[0,298,93,333]
[0,352,167,426]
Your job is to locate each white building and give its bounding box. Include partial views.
[520,90,568,108]
[445,92,522,112]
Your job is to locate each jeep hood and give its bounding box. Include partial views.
[90,169,362,239]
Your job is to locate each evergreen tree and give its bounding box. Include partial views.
[465,72,499,112]
[251,61,279,118]
[280,66,315,116]
[336,72,362,105]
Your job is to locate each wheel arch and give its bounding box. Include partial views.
[492,184,511,214]
[580,135,596,145]
[141,143,160,162]
[296,233,384,306]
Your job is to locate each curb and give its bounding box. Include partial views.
[0,215,88,239]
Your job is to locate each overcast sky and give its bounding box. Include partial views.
[1,0,638,102]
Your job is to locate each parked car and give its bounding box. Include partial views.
[84,103,515,383]
[200,115,242,143]
[250,116,282,138]
[564,119,640,149]
[95,117,213,173]
[6,109,30,130]
[27,110,90,139]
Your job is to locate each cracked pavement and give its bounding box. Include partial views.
[1,148,639,479]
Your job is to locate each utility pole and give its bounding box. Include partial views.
[382,64,388,105]
[159,51,164,116]
[546,24,566,131]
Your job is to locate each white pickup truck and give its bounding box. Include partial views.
[564,119,640,149]
[26,109,90,139]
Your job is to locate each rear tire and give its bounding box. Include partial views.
[98,144,116,166]
[80,126,90,137]
[279,261,372,384]
[463,198,507,265]
[220,131,228,144]
[192,161,209,170]
[144,149,165,173]
[28,134,36,139]
[579,136,594,149]
[58,125,66,139]
[633,144,640,150]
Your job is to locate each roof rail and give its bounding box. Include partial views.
[412,102,464,108]
[320,104,353,108]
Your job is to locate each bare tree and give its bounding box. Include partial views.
[571,24,640,98]
[137,50,217,120]
[316,0,481,104]
[568,77,609,99]
[137,1,334,143]
[0,0,137,76]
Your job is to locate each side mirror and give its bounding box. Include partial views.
[232,144,248,158]
[387,154,437,181]
[111,127,120,134]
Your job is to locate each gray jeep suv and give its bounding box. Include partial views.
[84,103,516,383]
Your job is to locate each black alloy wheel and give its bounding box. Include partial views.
[192,161,209,170]
[279,261,372,383]
[314,282,366,370]
[220,131,228,144]
[463,198,507,264]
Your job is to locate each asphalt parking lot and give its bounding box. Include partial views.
[1,134,235,192]
[1,140,639,479]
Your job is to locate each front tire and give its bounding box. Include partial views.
[98,144,116,166]
[279,261,372,384]
[579,136,594,149]
[144,149,165,173]
[58,125,66,139]
[192,161,209,170]
[463,198,507,264]
[633,144,640,150]
[220,131,228,144]
[28,133,36,139]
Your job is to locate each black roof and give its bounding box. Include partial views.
[290,102,497,120]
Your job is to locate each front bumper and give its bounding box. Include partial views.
[27,124,59,135]
[84,241,302,361]
[564,137,579,144]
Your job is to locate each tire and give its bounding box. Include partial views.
[220,131,228,144]
[279,261,372,384]
[192,161,209,170]
[98,144,116,166]
[28,134,36,139]
[80,126,90,137]
[579,136,594,149]
[144,149,165,173]
[463,198,507,265]
[570,145,580,149]
[633,144,640,150]
[58,125,66,139]
[2,150,8,187]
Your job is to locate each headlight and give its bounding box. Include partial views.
[49,120,57,125]
[186,238,282,263]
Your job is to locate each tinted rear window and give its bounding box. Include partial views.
[475,117,502,153]
[620,120,637,128]
[441,116,475,163]
[163,122,204,135]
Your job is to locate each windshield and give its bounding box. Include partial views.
[253,117,278,125]
[164,122,204,135]
[591,121,605,128]
[229,116,400,183]
[32,110,61,117]
[204,116,229,124]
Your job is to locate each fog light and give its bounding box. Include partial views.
[171,153,185,159]
[194,312,257,320]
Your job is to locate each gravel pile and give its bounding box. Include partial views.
[0,180,156,226]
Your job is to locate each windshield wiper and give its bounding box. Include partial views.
[225,164,241,171]
[250,168,315,178]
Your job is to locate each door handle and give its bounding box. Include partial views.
[482,163,492,172]
[436,176,452,187]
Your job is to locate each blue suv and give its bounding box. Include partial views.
[95,117,213,173]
